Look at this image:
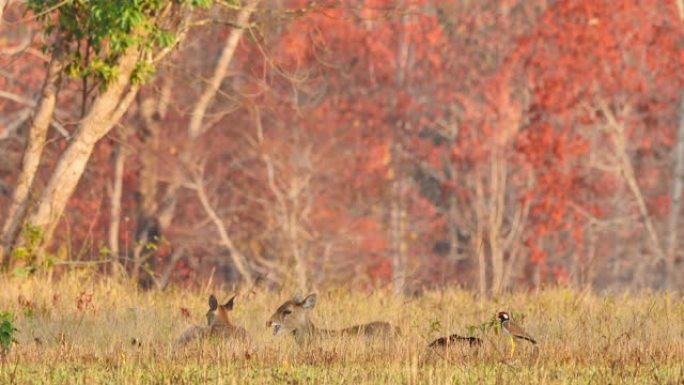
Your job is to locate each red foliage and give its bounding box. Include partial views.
[3,0,683,289]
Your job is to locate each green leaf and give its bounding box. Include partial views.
[12,267,30,278]
[0,312,18,354]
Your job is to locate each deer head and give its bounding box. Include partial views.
[266,293,317,337]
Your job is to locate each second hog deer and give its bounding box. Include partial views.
[176,294,249,346]
[266,293,398,344]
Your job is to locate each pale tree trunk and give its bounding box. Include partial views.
[186,1,260,140]
[20,45,141,252]
[475,228,486,296]
[667,8,684,290]
[0,0,8,24]
[107,129,128,274]
[581,222,598,288]
[389,141,406,294]
[473,168,487,296]
[471,154,527,296]
[488,62,523,294]
[158,0,260,230]
[254,109,308,290]
[1,45,64,267]
[500,181,531,290]
[480,152,529,295]
[389,6,411,295]
[283,133,313,292]
[130,95,164,281]
[156,246,184,290]
[286,182,310,291]
[488,147,507,295]
[599,101,666,287]
[138,94,164,221]
[0,1,7,25]
[444,115,466,264]
[666,91,684,289]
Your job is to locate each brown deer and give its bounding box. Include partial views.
[428,333,482,348]
[266,293,398,344]
[176,294,249,346]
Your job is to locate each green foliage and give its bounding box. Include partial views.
[98,245,112,259]
[11,224,59,277]
[22,307,35,319]
[11,224,43,277]
[0,312,18,355]
[466,317,497,338]
[428,319,441,333]
[132,61,156,85]
[26,0,212,87]
[195,0,218,7]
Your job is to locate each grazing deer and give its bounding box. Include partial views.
[176,294,249,346]
[428,333,482,348]
[266,293,398,344]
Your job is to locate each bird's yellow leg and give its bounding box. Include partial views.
[509,336,516,359]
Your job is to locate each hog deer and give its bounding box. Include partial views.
[176,294,249,346]
[266,293,398,344]
[428,333,482,348]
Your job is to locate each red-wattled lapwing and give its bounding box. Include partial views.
[497,311,536,357]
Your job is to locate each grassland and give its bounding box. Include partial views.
[0,273,683,384]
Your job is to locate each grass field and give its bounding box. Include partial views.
[0,273,683,384]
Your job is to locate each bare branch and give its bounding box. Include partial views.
[0,90,34,106]
[0,108,31,141]
[189,167,254,285]
[0,90,70,138]
[188,0,260,139]
[598,99,666,265]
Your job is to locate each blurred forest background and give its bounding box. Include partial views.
[1,0,683,295]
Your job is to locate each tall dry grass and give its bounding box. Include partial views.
[0,273,683,384]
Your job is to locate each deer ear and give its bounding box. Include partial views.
[208,294,218,310]
[293,293,304,303]
[223,295,236,310]
[301,293,317,309]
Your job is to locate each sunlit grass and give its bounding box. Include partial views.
[0,273,683,384]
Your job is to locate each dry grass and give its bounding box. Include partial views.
[0,273,683,384]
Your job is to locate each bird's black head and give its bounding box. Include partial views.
[497,311,510,322]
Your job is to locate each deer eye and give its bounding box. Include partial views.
[282,309,292,316]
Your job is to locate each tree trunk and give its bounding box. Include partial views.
[473,168,487,296]
[20,45,141,253]
[130,96,163,281]
[138,95,163,222]
[187,0,260,140]
[389,141,406,295]
[1,45,64,267]
[192,172,254,286]
[0,0,8,25]
[390,6,411,295]
[488,147,507,295]
[288,210,308,292]
[500,184,530,291]
[108,134,127,273]
[666,91,684,289]
[156,246,184,290]
[254,109,308,290]
[599,102,667,283]
[475,226,486,297]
